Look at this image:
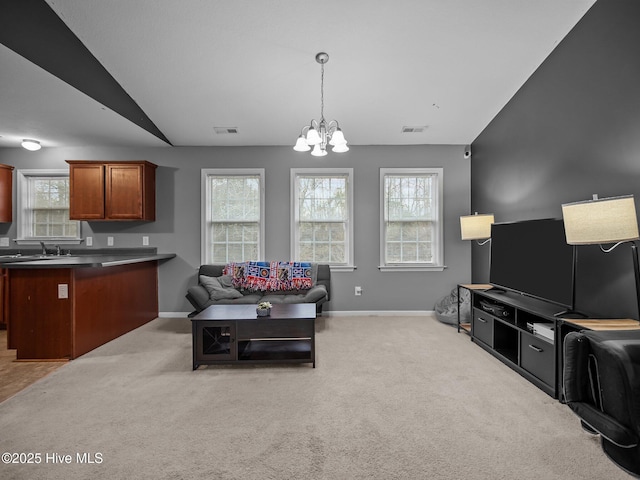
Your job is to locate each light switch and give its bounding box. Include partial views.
[58,284,69,299]
[86,236,93,247]
[107,236,114,246]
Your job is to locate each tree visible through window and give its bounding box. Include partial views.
[291,168,353,267]
[30,177,77,237]
[17,171,80,242]
[381,168,443,269]
[202,169,264,264]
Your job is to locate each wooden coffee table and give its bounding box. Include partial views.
[191,303,316,370]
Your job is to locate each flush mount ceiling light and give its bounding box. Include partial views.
[294,52,348,157]
[21,139,41,151]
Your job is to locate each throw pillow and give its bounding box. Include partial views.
[200,275,243,300]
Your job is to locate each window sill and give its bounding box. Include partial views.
[14,238,84,246]
[378,265,446,272]
[329,265,357,272]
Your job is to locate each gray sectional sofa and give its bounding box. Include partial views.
[186,263,331,316]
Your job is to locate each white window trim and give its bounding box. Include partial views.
[379,167,445,272]
[15,169,82,245]
[201,168,265,265]
[290,168,355,272]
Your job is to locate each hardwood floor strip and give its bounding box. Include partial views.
[0,330,66,403]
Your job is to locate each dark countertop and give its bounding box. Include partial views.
[0,252,176,269]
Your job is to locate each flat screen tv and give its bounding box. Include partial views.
[489,218,575,309]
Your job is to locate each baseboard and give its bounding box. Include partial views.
[159,310,436,318]
[159,312,191,318]
[323,310,435,317]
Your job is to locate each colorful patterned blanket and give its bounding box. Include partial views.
[224,261,315,291]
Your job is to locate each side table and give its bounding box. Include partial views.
[457,284,492,334]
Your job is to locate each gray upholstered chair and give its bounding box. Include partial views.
[563,329,640,477]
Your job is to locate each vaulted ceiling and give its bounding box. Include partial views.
[0,0,596,149]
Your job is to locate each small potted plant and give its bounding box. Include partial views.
[256,301,272,317]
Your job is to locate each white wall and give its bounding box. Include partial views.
[0,144,471,314]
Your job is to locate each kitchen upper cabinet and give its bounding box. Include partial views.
[0,164,14,223]
[67,161,157,221]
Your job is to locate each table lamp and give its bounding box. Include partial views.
[562,194,640,318]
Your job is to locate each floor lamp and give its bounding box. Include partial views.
[460,213,495,246]
[460,212,495,282]
[459,213,495,330]
[562,194,640,319]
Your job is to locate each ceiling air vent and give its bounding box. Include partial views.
[401,126,428,133]
[214,127,239,134]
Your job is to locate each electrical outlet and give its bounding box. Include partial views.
[355,286,362,296]
[142,236,149,246]
[0,237,8,247]
[86,236,93,247]
[107,236,114,246]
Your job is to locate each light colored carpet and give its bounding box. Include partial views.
[0,315,632,479]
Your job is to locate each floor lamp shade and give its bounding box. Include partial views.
[460,214,495,240]
[562,195,640,245]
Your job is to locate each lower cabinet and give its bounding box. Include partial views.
[471,310,493,347]
[519,330,554,387]
[470,289,559,398]
[195,322,236,362]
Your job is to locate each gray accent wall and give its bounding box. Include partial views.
[0,144,471,313]
[471,0,640,318]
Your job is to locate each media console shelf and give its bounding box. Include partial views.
[468,288,562,398]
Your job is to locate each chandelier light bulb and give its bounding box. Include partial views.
[305,127,321,146]
[332,143,350,153]
[329,128,346,146]
[311,144,327,157]
[294,135,311,152]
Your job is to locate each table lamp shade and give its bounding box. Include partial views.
[562,195,640,245]
[460,214,495,240]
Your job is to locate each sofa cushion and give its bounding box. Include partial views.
[302,285,328,303]
[199,275,243,300]
[212,294,263,305]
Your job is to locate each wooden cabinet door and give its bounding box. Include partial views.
[0,164,14,223]
[68,163,105,219]
[106,164,145,220]
[0,268,5,330]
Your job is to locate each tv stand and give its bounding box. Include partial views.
[553,308,587,319]
[467,287,560,398]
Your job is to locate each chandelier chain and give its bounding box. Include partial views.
[320,62,325,121]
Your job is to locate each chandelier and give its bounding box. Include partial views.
[294,52,349,156]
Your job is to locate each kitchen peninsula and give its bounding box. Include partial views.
[1,250,175,360]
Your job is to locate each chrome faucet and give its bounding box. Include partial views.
[40,241,48,255]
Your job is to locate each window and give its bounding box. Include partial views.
[201,169,265,264]
[16,170,80,244]
[291,168,354,270]
[380,168,444,271]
